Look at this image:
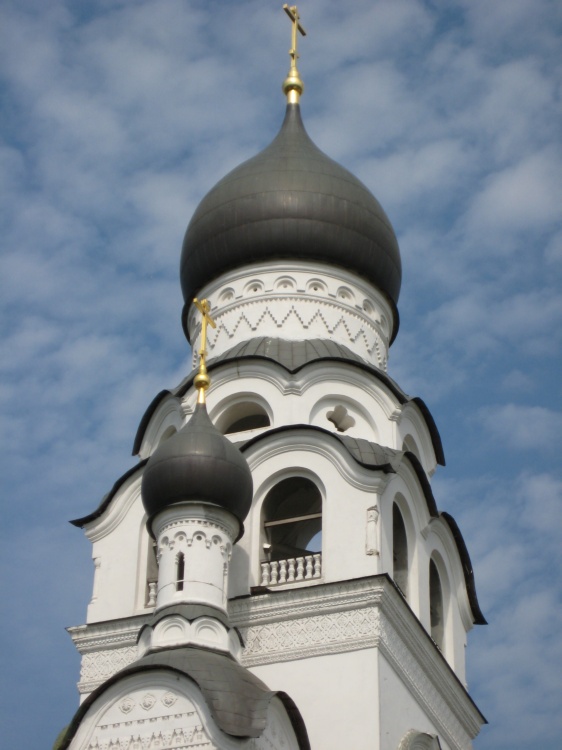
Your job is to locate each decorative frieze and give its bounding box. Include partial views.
[79,646,139,694]
[188,262,395,370]
[240,606,379,665]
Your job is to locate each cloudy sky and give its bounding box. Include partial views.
[1,0,561,747]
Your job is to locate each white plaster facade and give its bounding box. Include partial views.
[68,259,484,749]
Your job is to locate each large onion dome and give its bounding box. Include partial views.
[180,103,402,308]
[141,403,253,533]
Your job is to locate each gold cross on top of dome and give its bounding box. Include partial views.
[282,5,307,103]
[193,298,216,404]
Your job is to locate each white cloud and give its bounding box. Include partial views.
[477,404,562,452]
[467,149,562,235]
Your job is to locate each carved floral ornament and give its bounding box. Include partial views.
[118,691,178,714]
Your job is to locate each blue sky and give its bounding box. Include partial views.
[0,1,561,748]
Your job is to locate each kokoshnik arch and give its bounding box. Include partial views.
[56,6,486,750]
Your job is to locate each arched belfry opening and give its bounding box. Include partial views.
[393,502,409,599]
[217,401,271,435]
[261,477,322,562]
[429,558,444,649]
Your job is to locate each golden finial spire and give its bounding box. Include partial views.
[193,298,216,404]
[282,5,307,103]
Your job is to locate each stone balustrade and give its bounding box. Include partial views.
[260,554,322,587]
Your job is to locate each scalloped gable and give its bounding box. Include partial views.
[132,337,445,466]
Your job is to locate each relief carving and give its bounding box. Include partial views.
[240,607,379,666]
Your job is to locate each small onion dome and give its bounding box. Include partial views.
[141,403,253,535]
[180,103,402,309]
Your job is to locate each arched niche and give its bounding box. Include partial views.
[387,492,417,613]
[429,553,450,652]
[393,502,409,600]
[309,395,376,440]
[212,395,272,435]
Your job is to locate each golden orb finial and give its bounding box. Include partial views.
[282,5,306,103]
[193,298,216,404]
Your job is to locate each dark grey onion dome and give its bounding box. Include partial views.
[180,103,402,308]
[141,403,253,534]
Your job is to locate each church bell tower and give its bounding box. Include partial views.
[60,7,486,750]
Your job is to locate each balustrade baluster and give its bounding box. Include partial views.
[261,562,270,586]
[313,553,321,578]
[261,554,321,586]
[147,581,157,607]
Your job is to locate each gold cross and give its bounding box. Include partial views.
[283,5,307,70]
[193,298,216,403]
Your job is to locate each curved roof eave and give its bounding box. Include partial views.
[131,389,172,456]
[131,338,444,466]
[70,458,148,528]
[440,511,487,625]
[236,424,439,520]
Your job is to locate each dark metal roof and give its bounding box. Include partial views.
[142,403,253,536]
[180,103,402,314]
[338,434,403,473]
[56,645,310,747]
[133,338,444,466]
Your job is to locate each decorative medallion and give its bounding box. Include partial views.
[140,693,156,711]
[119,697,135,714]
[161,691,177,708]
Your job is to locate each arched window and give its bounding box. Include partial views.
[176,552,185,592]
[217,401,271,434]
[393,503,409,599]
[261,477,322,562]
[429,558,444,649]
[226,411,269,433]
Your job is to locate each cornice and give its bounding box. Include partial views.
[230,576,484,746]
[68,614,151,653]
